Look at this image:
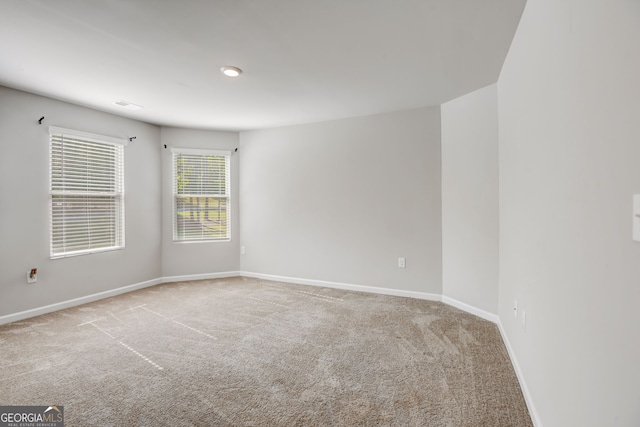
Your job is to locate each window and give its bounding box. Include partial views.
[49,127,126,258]
[172,149,230,241]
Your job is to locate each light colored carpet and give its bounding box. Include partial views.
[0,277,532,426]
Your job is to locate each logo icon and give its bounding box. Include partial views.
[0,405,64,426]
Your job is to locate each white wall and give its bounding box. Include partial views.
[441,84,499,315]
[498,0,640,425]
[239,108,442,294]
[0,86,162,317]
[160,127,240,278]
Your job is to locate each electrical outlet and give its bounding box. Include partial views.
[240,246,246,255]
[398,257,406,268]
[513,300,518,318]
[27,268,38,284]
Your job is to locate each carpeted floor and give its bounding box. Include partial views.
[0,277,532,426]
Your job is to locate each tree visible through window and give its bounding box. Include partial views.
[173,149,230,241]
[49,127,126,258]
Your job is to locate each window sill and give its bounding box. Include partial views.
[172,239,231,245]
[50,245,124,259]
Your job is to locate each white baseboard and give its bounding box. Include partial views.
[161,271,240,283]
[0,272,241,325]
[240,271,442,302]
[441,295,499,323]
[0,278,162,325]
[0,272,498,327]
[0,269,541,427]
[497,321,542,427]
[440,296,541,425]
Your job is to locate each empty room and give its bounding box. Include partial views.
[1,0,638,426]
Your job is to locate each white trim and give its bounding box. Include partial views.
[171,239,232,245]
[239,271,442,301]
[161,271,240,283]
[0,273,240,325]
[48,125,127,146]
[0,269,540,427]
[441,295,499,323]
[0,278,161,325]
[497,321,543,427]
[0,271,542,427]
[170,147,231,156]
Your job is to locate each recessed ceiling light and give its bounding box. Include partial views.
[114,100,143,110]
[221,66,242,77]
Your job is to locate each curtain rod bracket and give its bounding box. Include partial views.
[38,116,44,125]
[129,136,136,142]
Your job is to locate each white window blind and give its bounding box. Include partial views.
[49,126,126,258]
[173,149,230,241]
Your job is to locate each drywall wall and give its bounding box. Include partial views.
[0,85,162,317]
[441,84,499,315]
[160,127,240,278]
[239,108,442,294]
[498,0,640,425]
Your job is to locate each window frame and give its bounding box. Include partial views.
[49,126,126,259]
[171,148,231,243]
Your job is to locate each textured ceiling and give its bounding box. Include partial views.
[0,0,525,131]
